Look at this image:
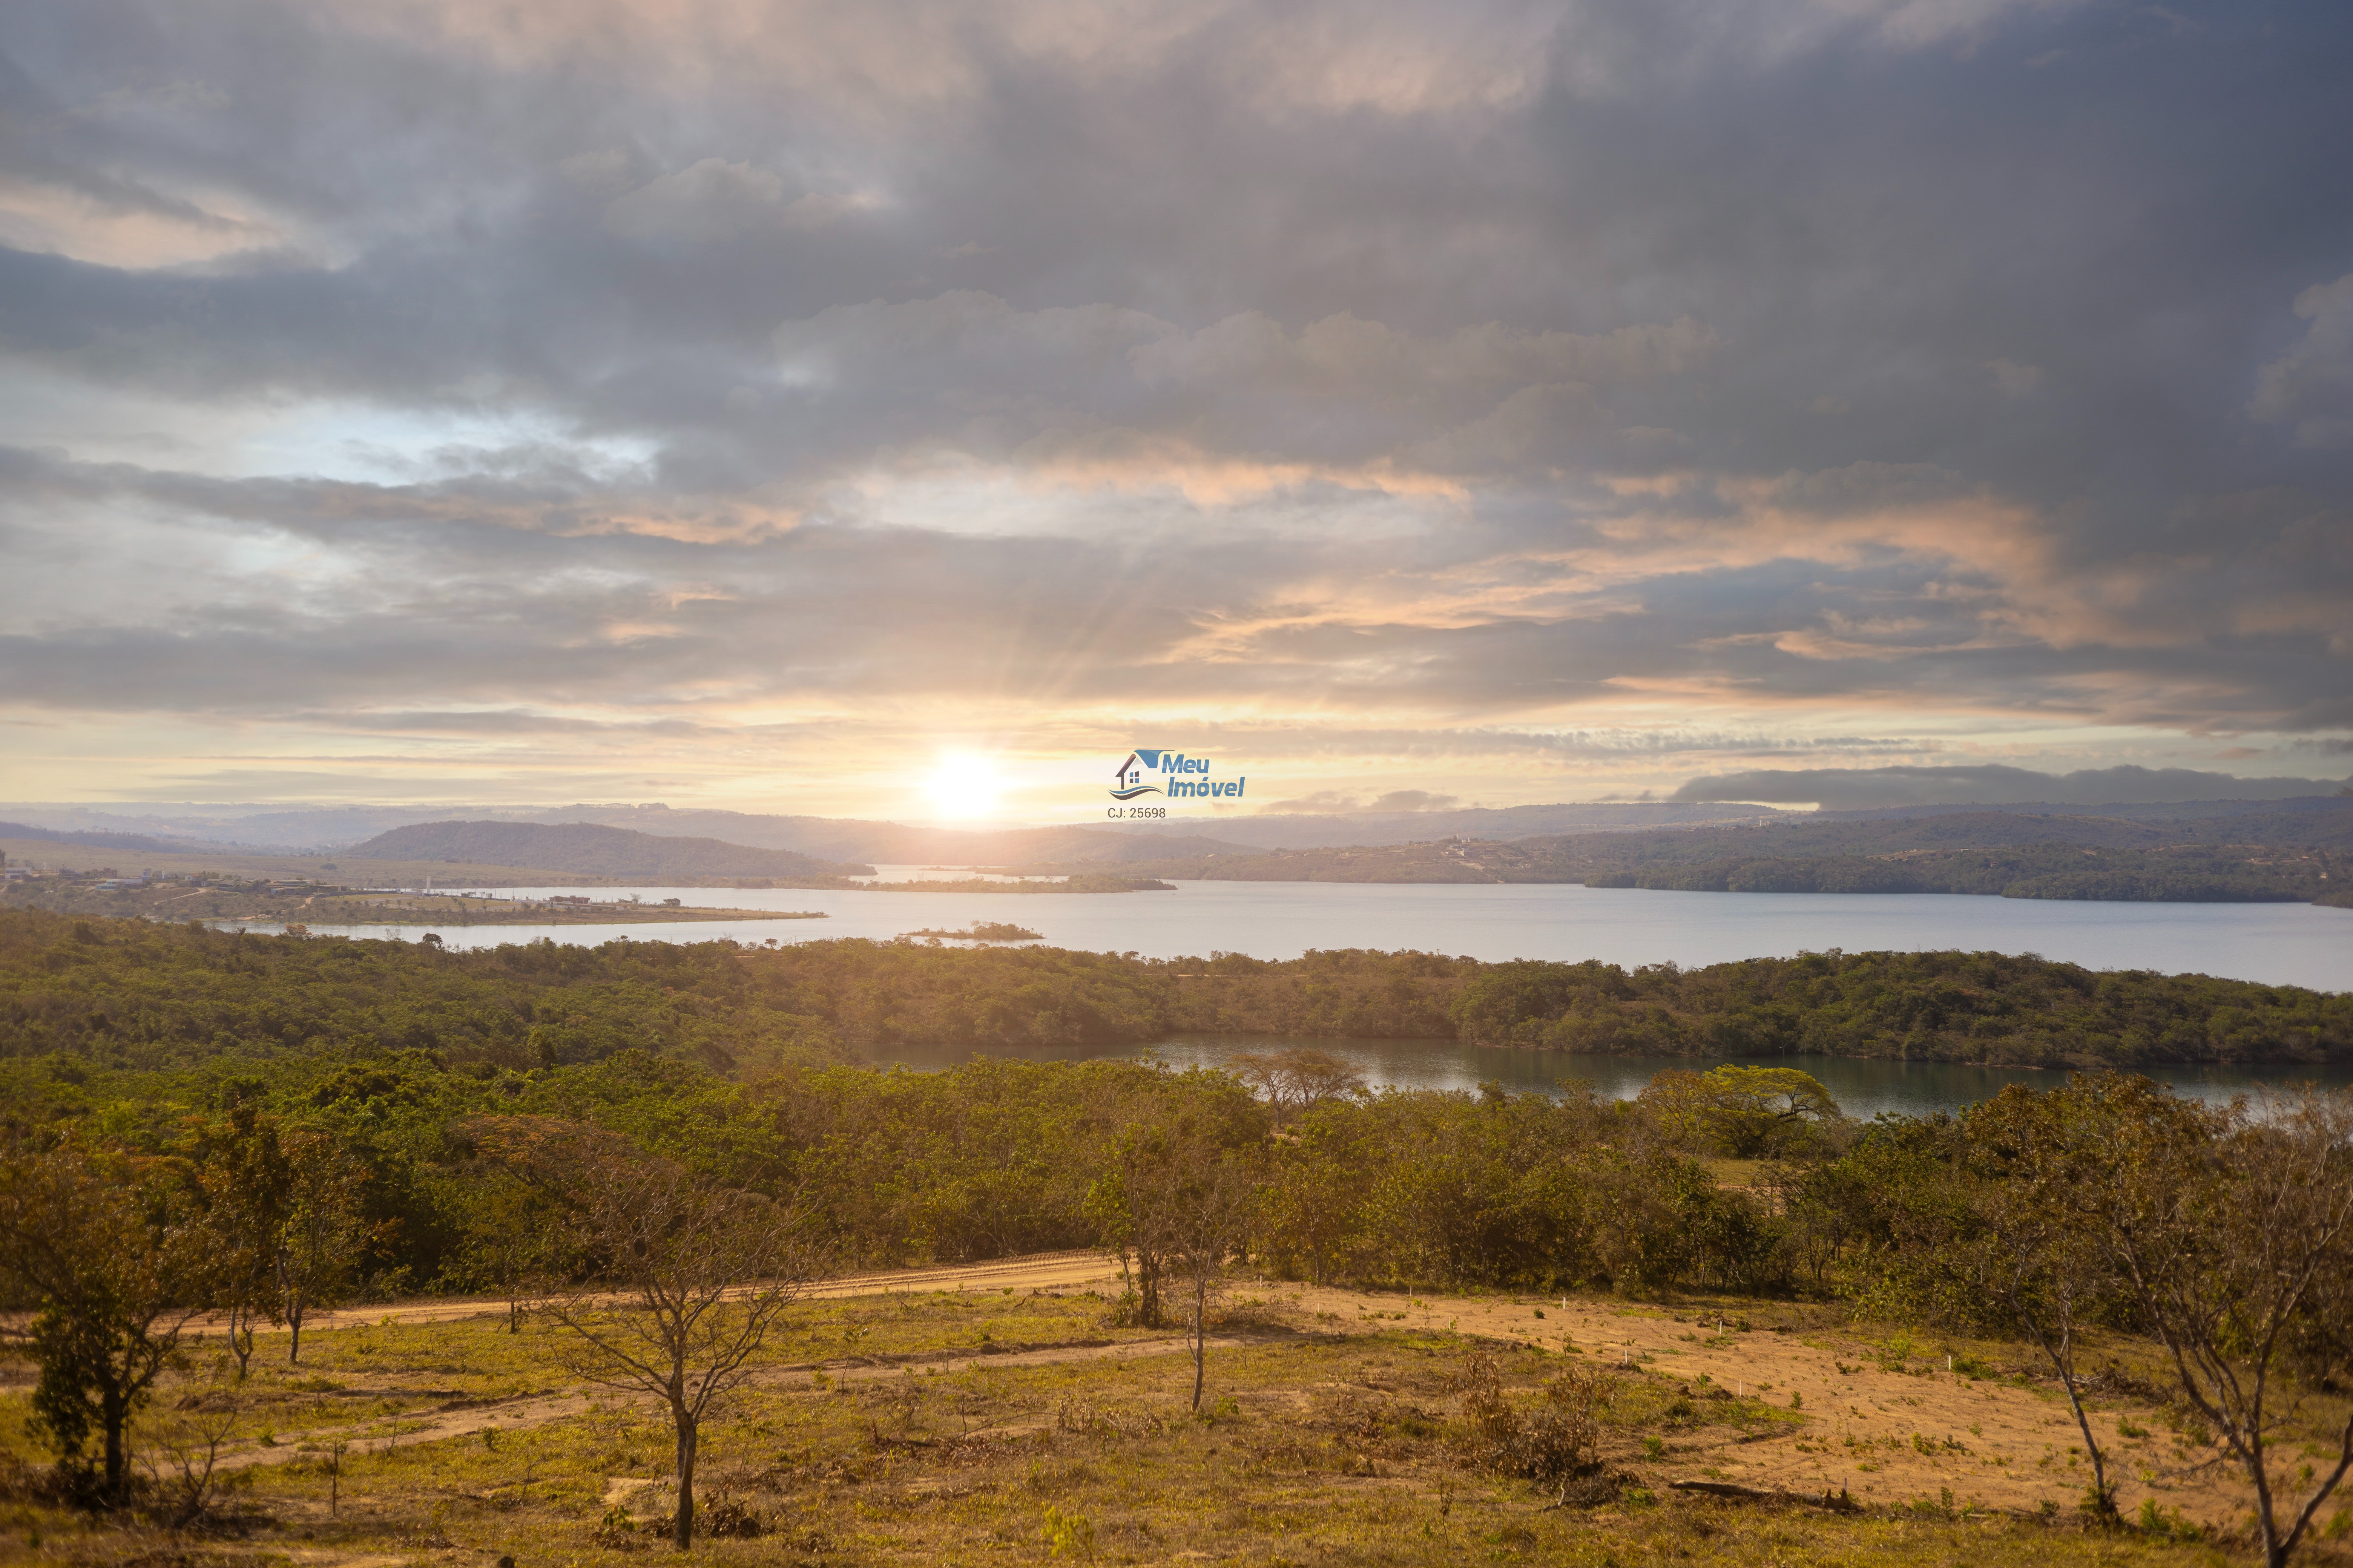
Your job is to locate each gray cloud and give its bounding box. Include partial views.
[0,0,2349,809]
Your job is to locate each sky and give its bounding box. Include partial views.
[2,0,2349,825]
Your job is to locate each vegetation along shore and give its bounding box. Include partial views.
[2,915,2348,1564]
[2,908,2343,1073]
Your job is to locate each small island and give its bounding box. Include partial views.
[899,920,1044,943]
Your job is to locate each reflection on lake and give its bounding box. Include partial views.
[260,878,2351,992]
[868,1034,2353,1120]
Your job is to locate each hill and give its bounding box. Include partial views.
[1089,800,1790,848]
[0,819,194,856]
[345,820,872,882]
[1033,803,2353,904]
[520,805,1261,866]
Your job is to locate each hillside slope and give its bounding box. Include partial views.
[347,820,872,881]
[1047,804,2353,903]
[0,820,193,856]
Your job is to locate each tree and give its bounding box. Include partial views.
[452,1170,574,1334]
[483,1117,813,1550]
[1082,1071,1266,1330]
[0,1137,207,1503]
[1703,1066,1841,1134]
[1961,1081,2141,1519]
[1166,1148,1259,1412]
[1641,1065,1842,1157]
[1083,1125,1181,1328]
[196,1106,294,1381]
[1224,1047,1364,1126]
[1260,1105,1370,1284]
[2087,1087,2353,1568]
[276,1131,369,1364]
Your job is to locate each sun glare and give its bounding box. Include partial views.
[925,750,1005,820]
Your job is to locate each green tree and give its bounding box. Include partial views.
[1223,1046,1363,1125]
[1638,1066,1841,1157]
[276,1131,369,1364]
[196,1106,294,1380]
[452,1171,573,1333]
[0,1137,207,1502]
[1960,1081,2138,1519]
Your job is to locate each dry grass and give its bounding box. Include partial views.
[1,1277,2348,1568]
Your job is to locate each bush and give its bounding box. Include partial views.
[1455,1352,1609,1488]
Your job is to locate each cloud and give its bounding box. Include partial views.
[1256,790,1367,814]
[1985,358,2043,398]
[601,160,880,242]
[1364,789,1462,812]
[1670,764,2353,810]
[2249,273,2353,449]
[0,0,2348,816]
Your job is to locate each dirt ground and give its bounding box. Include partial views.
[1261,1279,2249,1527]
[195,1251,2287,1532]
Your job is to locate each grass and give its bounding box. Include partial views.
[0,1282,2347,1568]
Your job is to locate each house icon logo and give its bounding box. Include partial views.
[1108,748,1246,804]
[1111,750,1163,800]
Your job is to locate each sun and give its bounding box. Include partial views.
[924,750,1006,820]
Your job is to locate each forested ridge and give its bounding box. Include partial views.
[1582,844,2328,901]
[1080,803,2353,903]
[3,909,2345,1072]
[347,819,873,881]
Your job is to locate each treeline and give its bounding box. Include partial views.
[12,1024,2350,1552]
[0,1044,1861,1298]
[1585,844,2321,902]
[4,911,2348,1070]
[1093,804,2353,904]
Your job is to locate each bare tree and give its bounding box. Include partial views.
[1168,1149,1258,1413]
[480,1118,813,1550]
[2088,1085,2353,1568]
[1084,1070,1267,1330]
[141,1395,247,1530]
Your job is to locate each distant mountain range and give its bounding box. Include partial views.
[0,799,1788,858]
[8,795,2352,888]
[1045,801,2353,904]
[0,820,192,856]
[344,821,873,882]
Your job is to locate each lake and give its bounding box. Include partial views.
[282,878,2349,992]
[864,1034,2353,1120]
[246,878,2352,1119]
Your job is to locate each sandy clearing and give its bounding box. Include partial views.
[181,1250,2282,1527]
[178,1250,1124,1340]
[1247,1280,2254,1527]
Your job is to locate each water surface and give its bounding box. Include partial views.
[272,879,2349,992]
[871,1034,2353,1120]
